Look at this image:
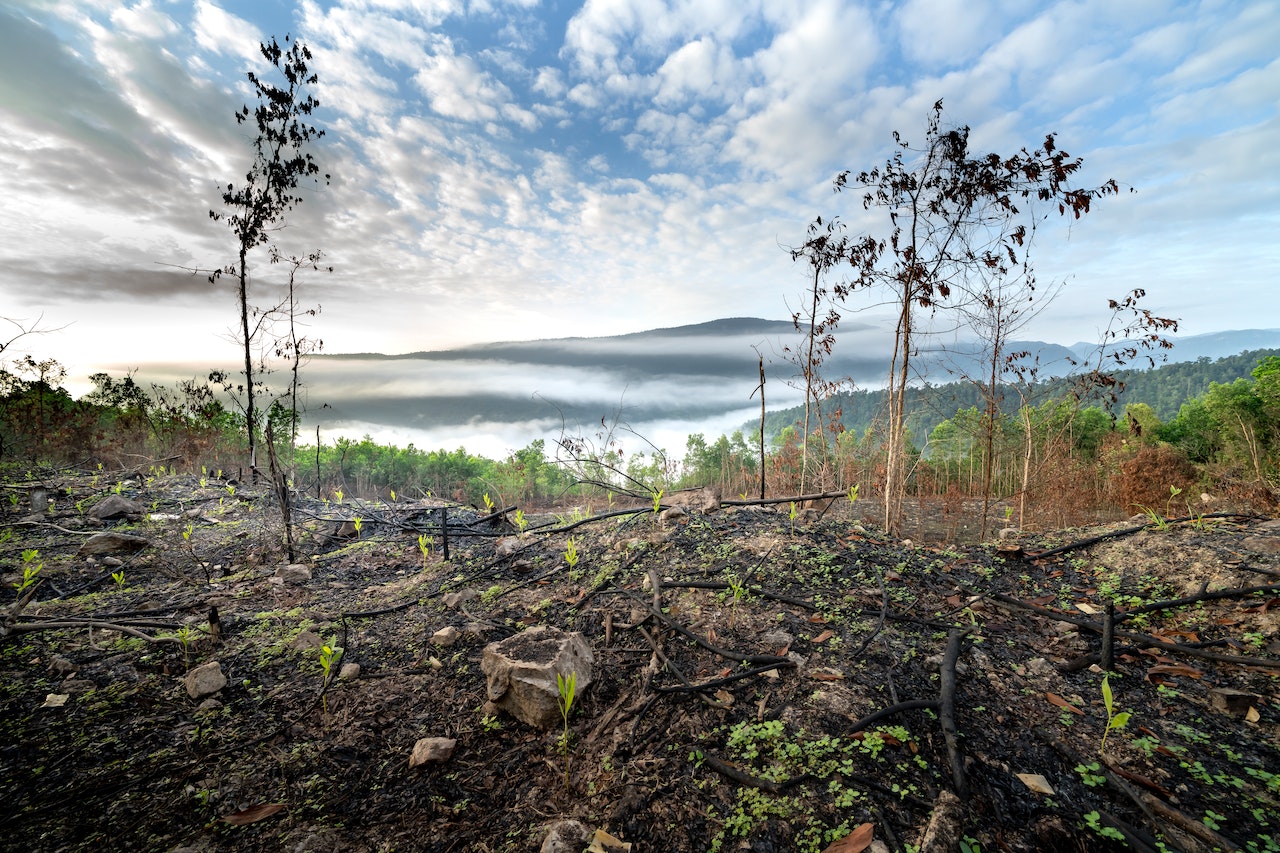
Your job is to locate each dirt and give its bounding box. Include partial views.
[1,470,1278,853]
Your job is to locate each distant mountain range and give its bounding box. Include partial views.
[301,320,1279,456]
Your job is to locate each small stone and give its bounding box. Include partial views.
[185,661,227,699]
[442,589,479,609]
[494,538,523,558]
[339,663,361,681]
[197,698,224,714]
[291,630,323,651]
[659,505,687,522]
[77,532,150,557]
[998,527,1020,540]
[1240,536,1280,555]
[276,563,312,585]
[102,556,125,568]
[432,626,461,647]
[540,820,590,853]
[49,656,76,675]
[408,736,456,767]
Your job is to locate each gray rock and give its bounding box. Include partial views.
[88,494,144,520]
[481,626,594,729]
[442,588,479,609]
[540,820,591,853]
[1240,535,1280,555]
[291,630,323,651]
[431,626,461,647]
[339,663,361,681]
[184,661,227,699]
[659,505,688,522]
[494,537,523,558]
[275,563,312,584]
[77,532,150,557]
[408,736,456,767]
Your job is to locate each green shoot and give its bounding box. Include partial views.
[417,533,433,569]
[482,492,495,514]
[390,488,397,502]
[333,489,343,503]
[353,516,363,539]
[14,549,42,594]
[556,671,578,790]
[1099,673,1131,753]
[111,570,126,589]
[847,484,859,504]
[651,488,663,514]
[319,641,342,715]
[512,508,528,533]
[788,500,799,534]
[564,538,579,575]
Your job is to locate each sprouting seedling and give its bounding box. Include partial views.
[556,670,578,790]
[564,538,579,574]
[1099,673,1131,753]
[482,492,495,514]
[788,501,799,533]
[847,484,859,504]
[390,488,397,502]
[333,489,343,503]
[417,533,433,569]
[14,549,42,594]
[1004,506,1014,522]
[353,517,363,539]
[225,483,235,497]
[183,523,194,542]
[319,641,342,715]
[174,624,194,671]
[724,573,749,627]
[651,488,663,514]
[513,509,528,533]
[1165,485,1183,518]
[111,570,126,589]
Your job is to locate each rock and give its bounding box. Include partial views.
[998,527,1020,540]
[102,556,124,568]
[761,630,794,652]
[481,626,595,729]
[463,622,491,639]
[1240,535,1280,555]
[77,532,150,557]
[197,698,224,714]
[431,626,460,647]
[442,589,479,609]
[185,661,227,699]
[1209,687,1259,717]
[275,563,312,585]
[540,820,591,853]
[88,495,144,521]
[408,736,456,767]
[339,663,361,681]
[291,630,323,651]
[494,537,523,558]
[666,486,722,513]
[659,505,687,522]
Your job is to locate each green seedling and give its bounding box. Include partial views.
[564,538,579,575]
[1166,484,1183,518]
[847,484,859,504]
[788,501,799,534]
[174,625,195,671]
[1004,506,1014,522]
[482,492,495,514]
[651,488,663,514]
[390,488,397,502]
[556,670,578,790]
[333,489,343,503]
[1099,673,1131,753]
[353,517,363,539]
[111,570,126,589]
[512,509,528,533]
[225,483,235,497]
[319,641,342,714]
[14,549,42,594]
[417,534,433,569]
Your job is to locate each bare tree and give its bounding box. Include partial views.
[816,100,1123,535]
[210,35,328,479]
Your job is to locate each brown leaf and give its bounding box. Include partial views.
[1045,693,1083,715]
[811,670,846,681]
[221,803,286,825]
[812,629,835,643]
[821,822,874,853]
[1147,663,1203,680]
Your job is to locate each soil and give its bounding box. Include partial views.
[2,471,1278,853]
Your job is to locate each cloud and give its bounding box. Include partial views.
[193,1,262,65]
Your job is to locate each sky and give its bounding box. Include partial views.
[2,0,1278,398]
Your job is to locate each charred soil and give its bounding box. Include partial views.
[2,471,1279,853]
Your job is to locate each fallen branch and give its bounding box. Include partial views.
[939,628,970,800]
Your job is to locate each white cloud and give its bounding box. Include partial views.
[192,1,262,65]
[110,1,179,39]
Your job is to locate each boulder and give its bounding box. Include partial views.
[184,661,226,699]
[665,486,722,513]
[88,495,144,521]
[481,626,594,729]
[78,532,149,557]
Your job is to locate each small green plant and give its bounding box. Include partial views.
[564,538,579,574]
[1082,811,1125,841]
[482,492,495,514]
[1099,673,1131,753]
[225,483,235,497]
[480,714,501,733]
[417,534,433,569]
[1004,506,1014,522]
[111,570,126,589]
[1075,762,1106,787]
[847,484,859,504]
[333,489,343,503]
[319,641,341,714]
[174,624,195,671]
[1166,484,1183,518]
[960,837,983,853]
[353,517,363,539]
[788,500,799,534]
[651,488,663,514]
[14,549,43,594]
[390,488,397,502]
[512,509,528,533]
[556,670,578,790]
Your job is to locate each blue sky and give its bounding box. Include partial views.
[2,0,1278,388]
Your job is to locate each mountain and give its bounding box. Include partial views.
[1069,329,1280,365]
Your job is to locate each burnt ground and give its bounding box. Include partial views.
[1,470,1278,853]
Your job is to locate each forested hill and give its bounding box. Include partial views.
[756,348,1280,443]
